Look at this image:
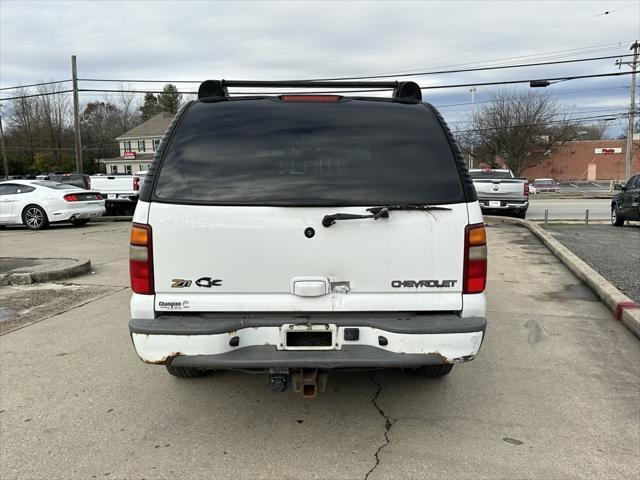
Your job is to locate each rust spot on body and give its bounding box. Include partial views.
[145,352,182,365]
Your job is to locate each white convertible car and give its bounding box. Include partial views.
[0,180,106,230]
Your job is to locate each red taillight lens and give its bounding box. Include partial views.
[464,223,487,294]
[95,193,103,200]
[133,176,140,191]
[64,194,78,202]
[524,182,530,197]
[280,95,342,102]
[130,223,154,295]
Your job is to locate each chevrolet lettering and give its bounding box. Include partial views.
[391,280,458,288]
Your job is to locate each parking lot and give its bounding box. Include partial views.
[545,224,640,304]
[1,222,639,479]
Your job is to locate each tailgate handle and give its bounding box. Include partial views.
[291,277,330,297]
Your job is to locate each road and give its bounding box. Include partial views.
[527,198,611,220]
[1,222,639,479]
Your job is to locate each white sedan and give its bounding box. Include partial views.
[0,180,106,230]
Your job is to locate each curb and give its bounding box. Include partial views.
[0,258,92,286]
[485,216,640,338]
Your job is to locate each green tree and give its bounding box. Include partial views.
[158,84,182,114]
[139,92,161,121]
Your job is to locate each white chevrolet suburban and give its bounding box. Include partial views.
[128,80,487,397]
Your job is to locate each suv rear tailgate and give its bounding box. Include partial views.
[149,202,467,312]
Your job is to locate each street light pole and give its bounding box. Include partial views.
[71,55,83,174]
[469,87,476,169]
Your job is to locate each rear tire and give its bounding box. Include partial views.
[611,204,624,226]
[71,218,90,227]
[412,364,454,377]
[22,205,49,230]
[165,363,210,378]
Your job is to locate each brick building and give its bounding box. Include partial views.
[521,139,639,181]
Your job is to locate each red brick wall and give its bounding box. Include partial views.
[521,140,640,181]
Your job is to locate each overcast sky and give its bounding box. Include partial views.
[1,0,639,134]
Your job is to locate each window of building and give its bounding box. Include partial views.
[153,138,161,151]
[138,139,146,152]
[125,165,132,175]
[111,165,118,174]
[124,141,132,152]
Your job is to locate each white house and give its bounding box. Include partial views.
[101,112,174,174]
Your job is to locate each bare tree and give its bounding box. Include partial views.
[469,89,580,176]
[109,84,140,132]
[7,88,40,163]
[37,83,73,164]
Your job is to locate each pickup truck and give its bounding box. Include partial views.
[469,169,529,218]
[89,174,141,215]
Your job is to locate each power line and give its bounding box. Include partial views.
[75,53,635,86]
[1,71,636,101]
[0,90,74,101]
[287,54,636,82]
[447,107,631,125]
[0,79,71,91]
[385,41,633,74]
[454,113,629,135]
[419,70,638,90]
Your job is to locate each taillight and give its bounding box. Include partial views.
[524,182,530,197]
[130,223,154,295]
[64,194,79,202]
[133,176,140,191]
[95,193,103,200]
[280,95,341,102]
[463,223,487,294]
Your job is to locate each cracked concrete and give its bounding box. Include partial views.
[364,373,395,480]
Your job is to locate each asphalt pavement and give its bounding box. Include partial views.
[1,222,639,479]
[545,224,640,304]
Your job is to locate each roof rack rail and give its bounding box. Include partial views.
[197,80,422,102]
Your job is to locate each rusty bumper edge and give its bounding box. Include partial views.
[168,345,479,369]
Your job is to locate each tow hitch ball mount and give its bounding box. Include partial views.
[267,368,328,398]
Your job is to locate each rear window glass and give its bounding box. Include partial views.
[33,181,77,190]
[469,170,513,179]
[153,99,464,206]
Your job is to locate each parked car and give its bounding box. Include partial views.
[611,173,640,226]
[128,80,488,396]
[37,173,90,190]
[88,174,139,215]
[469,169,529,218]
[0,180,105,230]
[532,178,561,193]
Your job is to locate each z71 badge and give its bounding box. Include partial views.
[171,277,222,288]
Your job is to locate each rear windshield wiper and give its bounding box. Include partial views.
[322,204,452,228]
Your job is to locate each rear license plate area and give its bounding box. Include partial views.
[279,324,337,350]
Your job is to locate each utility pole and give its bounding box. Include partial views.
[617,40,639,181]
[469,86,476,169]
[71,55,83,174]
[0,104,8,179]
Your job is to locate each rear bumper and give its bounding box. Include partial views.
[478,198,528,211]
[51,204,106,222]
[129,313,486,369]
